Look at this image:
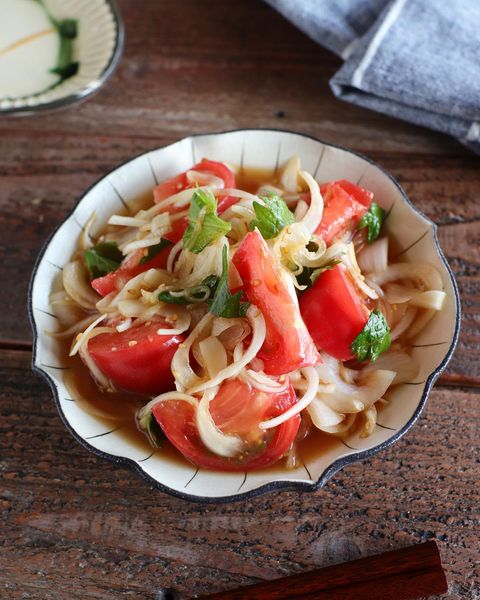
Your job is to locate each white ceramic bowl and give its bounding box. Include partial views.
[0,0,123,114]
[29,129,460,502]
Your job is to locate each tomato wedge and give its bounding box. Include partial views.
[299,264,369,361]
[233,230,320,376]
[154,159,236,213]
[87,321,184,395]
[152,378,300,471]
[91,217,187,297]
[315,180,372,245]
[334,179,373,208]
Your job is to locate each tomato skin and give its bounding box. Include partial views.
[233,230,321,376]
[299,265,369,361]
[87,322,184,395]
[91,217,187,297]
[91,271,117,297]
[315,181,371,245]
[335,179,373,208]
[153,173,189,203]
[153,159,236,211]
[152,379,300,471]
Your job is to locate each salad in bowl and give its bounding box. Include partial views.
[30,130,459,500]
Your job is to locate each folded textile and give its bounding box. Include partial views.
[266,0,480,153]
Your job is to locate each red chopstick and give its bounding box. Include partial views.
[198,541,448,600]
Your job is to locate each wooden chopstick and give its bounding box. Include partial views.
[198,541,448,600]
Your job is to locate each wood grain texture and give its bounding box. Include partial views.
[1,350,479,598]
[0,1,479,598]
[1,0,479,377]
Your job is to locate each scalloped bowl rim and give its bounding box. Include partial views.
[28,128,461,503]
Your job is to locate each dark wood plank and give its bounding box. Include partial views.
[1,1,479,384]
[1,349,479,599]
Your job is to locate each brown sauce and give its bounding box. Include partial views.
[60,165,359,475]
[236,166,279,193]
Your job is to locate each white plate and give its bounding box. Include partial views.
[29,129,461,502]
[0,0,123,114]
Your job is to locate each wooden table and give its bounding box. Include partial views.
[1,1,479,598]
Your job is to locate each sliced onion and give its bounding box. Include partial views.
[307,398,344,428]
[390,306,417,340]
[135,202,163,221]
[171,313,214,391]
[155,185,213,212]
[273,222,328,276]
[47,314,99,340]
[342,243,378,300]
[291,379,335,394]
[167,240,184,273]
[186,170,225,189]
[117,299,147,318]
[370,262,443,291]
[259,366,319,430]
[299,170,324,233]
[229,204,255,220]
[121,235,161,255]
[280,156,300,192]
[116,318,132,333]
[147,212,172,237]
[243,369,289,393]
[360,405,377,438]
[410,290,446,310]
[316,354,396,413]
[357,237,388,274]
[199,336,228,378]
[187,305,266,394]
[69,314,107,356]
[211,317,250,351]
[211,316,248,337]
[172,237,225,285]
[323,369,396,413]
[320,414,356,435]
[364,350,418,385]
[111,269,168,306]
[294,199,308,221]
[50,293,88,326]
[155,308,191,335]
[384,283,417,303]
[78,326,116,390]
[63,260,100,310]
[79,211,97,251]
[196,386,243,457]
[95,291,119,313]
[384,284,446,311]
[138,391,199,422]
[288,369,302,384]
[108,215,147,227]
[216,188,259,204]
[406,308,437,339]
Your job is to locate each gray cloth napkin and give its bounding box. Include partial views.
[266,0,480,153]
